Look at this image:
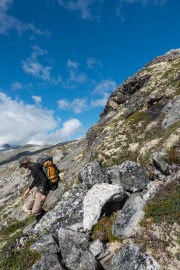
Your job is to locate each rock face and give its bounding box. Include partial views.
[110,244,161,270]
[162,96,180,128]
[102,74,151,116]
[58,228,99,270]
[112,195,145,239]
[107,161,149,192]
[83,184,126,231]
[79,160,109,189]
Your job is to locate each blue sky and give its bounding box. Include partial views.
[0,0,179,146]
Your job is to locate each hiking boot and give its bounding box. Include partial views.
[35,209,46,223]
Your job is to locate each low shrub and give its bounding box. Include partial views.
[144,180,180,224]
[92,213,121,243]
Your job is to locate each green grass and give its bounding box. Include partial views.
[127,111,149,124]
[0,217,37,270]
[1,236,41,270]
[143,180,180,224]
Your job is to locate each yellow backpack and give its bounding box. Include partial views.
[43,160,59,183]
[37,156,60,190]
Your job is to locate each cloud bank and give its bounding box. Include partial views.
[0,92,82,146]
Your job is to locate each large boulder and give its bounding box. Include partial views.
[30,254,64,270]
[107,161,149,192]
[58,228,99,270]
[110,244,161,270]
[83,184,126,231]
[112,194,145,239]
[162,96,180,128]
[151,149,169,174]
[79,160,109,189]
[34,187,87,235]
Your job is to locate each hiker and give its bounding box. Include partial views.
[19,156,49,222]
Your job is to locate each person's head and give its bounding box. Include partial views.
[19,156,31,169]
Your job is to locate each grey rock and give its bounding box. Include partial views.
[112,195,145,239]
[142,181,162,202]
[107,161,149,192]
[110,244,161,270]
[30,254,64,270]
[124,92,145,118]
[83,184,126,231]
[31,234,60,254]
[102,74,151,117]
[162,97,180,128]
[89,240,105,258]
[58,228,98,270]
[34,187,87,235]
[79,160,109,189]
[151,149,169,174]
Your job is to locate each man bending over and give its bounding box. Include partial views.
[19,156,50,222]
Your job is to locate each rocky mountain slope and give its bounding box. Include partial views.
[0,49,179,270]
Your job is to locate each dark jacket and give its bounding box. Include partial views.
[29,163,49,195]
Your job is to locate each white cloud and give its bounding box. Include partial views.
[91,94,109,107]
[66,59,87,84]
[57,99,70,110]
[57,0,104,20]
[69,70,88,83]
[10,81,33,91]
[58,98,89,113]
[67,59,79,70]
[91,80,117,107]
[116,0,167,17]
[57,0,95,20]
[22,46,62,85]
[86,57,102,69]
[32,95,42,105]
[46,119,82,144]
[10,81,23,90]
[0,0,50,36]
[93,80,117,96]
[0,92,83,146]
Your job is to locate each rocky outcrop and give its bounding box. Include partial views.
[58,228,100,270]
[102,74,151,116]
[79,160,109,189]
[151,149,169,174]
[112,194,145,239]
[107,161,149,192]
[162,96,180,128]
[34,187,87,235]
[145,48,180,67]
[110,244,161,270]
[83,184,126,231]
